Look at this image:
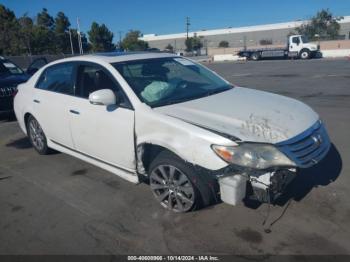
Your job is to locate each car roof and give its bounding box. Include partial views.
[51,52,178,65]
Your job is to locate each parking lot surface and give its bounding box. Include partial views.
[0,59,349,255]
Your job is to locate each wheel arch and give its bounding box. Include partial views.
[136,142,186,176]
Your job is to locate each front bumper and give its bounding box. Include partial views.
[217,121,331,205]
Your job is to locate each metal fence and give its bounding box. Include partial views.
[4,54,77,70]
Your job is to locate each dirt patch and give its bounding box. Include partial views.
[11,205,24,212]
[6,137,32,149]
[235,228,263,244]
[71,169,88,176]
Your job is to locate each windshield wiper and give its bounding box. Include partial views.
[152,87,231,108]
[204,86,231,97]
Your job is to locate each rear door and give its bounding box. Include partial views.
[67,62,136,171]
[33,62,75,148]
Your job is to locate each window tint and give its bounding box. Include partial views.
[76,64,120,99]
[292,37,300,44]
[36,63,74,95]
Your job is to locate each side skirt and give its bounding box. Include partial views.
[48,140,139,184]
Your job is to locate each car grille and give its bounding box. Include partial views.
[0,86,17,97]
[277,120,331,168]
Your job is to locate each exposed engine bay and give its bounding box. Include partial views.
[246,168,297,203]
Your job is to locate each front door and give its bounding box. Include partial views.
[68,63,136,171]
[289,36,302,53]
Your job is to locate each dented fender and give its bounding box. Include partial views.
[135,104,237,171]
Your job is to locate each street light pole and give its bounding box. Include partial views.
[186,17,190,39]
[118,31,123,50]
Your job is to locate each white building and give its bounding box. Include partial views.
[140,16,350,51]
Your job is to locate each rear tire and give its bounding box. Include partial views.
[149,151,216,212]
[250,52,260,61]
[27,115,50,155]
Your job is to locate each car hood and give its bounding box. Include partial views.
[154,87,319,144]
[0,74,29,88]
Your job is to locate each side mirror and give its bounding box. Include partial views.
[89,89,117,106]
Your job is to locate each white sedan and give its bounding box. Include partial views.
[14,52,331,212]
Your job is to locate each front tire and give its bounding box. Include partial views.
[27,116,50,155]
[300,49,310,59]
[149,151,216,212]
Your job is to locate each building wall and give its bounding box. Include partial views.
[143,21,350,51]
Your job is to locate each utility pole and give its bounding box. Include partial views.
[186,17,190,39]
[118,31,123,49]
[77,17,83,55]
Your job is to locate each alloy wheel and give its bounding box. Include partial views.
[150,164,195,212]
[28,118,45,151]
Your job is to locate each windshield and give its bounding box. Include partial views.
[301,36,309,43]
[0,60,24,76]
[112,57,232,107]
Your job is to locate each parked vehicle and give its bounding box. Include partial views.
[14,52,331,212]
[0,56,47,117]
[238,35,320,60]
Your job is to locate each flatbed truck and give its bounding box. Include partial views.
[238,35,320,61]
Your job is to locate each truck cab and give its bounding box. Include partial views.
[288,35,319,59]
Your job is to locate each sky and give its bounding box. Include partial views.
[2,0,350,40]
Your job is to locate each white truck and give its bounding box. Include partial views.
[238,35,320,60]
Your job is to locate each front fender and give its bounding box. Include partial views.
[135,106,237,170]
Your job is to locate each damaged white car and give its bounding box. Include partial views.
[14,52,331,212]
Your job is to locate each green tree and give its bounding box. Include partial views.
[296,9,343,40]
[18,14,34,55]
[165,43,174,52]
[0,4,22,55]
[33,8,56,54]
[54,11,71,53]
[185,37,202,52]
[88,22,115,52]
[121,30,148,51]
[218,40,229,48]
[37,8,54,29]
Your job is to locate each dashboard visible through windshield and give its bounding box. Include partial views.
[112,57,232,107]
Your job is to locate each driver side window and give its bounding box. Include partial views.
[75,63,131,109]
[76,64,116,98]
[292,37,300,44]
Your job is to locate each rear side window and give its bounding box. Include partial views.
[36,63,74,95]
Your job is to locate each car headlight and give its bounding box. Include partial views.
[212,143,296,169]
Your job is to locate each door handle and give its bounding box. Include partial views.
[69,109,80,115]
[33,99,40,104]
